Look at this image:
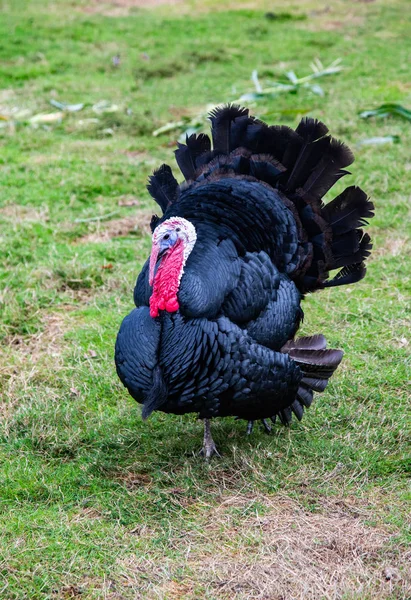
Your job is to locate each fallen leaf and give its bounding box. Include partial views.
[356,135,400,147]
[29,112,63,124]
[92,100,119,114]
[359,103,411,121]
[50,99,84,112]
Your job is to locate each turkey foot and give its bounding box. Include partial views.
[199,418,220,459]
[246,418,273,435]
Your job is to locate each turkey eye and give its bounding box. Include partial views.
[176,227,181,232]
[163,234,170,240]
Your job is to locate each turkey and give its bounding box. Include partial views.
[115,105,374,457]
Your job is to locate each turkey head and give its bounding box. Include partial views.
[149,217,197,318]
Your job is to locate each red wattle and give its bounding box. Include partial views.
[165,298,179,312]
[149,240,184,318]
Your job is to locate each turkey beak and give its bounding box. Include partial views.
[149,241,160,287]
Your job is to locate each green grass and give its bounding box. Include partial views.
[0,0,410,598]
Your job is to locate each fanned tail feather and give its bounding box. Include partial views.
[148,104,374,292]
[278,335,343,424]
[323,262,366,288]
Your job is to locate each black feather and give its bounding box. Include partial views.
[142,366,168,420]
[301,376,329,392]
[249,156,285,185]
[288,348,343,367]
[285,118,329,191]
[281,334,327,352]
[209,104,250,154]
[230,114,258,150]
[278,406,292,425]
[324,262,367,288]
[332,229,362,258]
[147,164,179,213]
[175,133,211,181]
[295,117,329,140]
[268,125,301,163]
[296,384,314,407]
[331,231,372,269]
[301,138,354,199]
[150,214,160,233]
[291,399,304,421]
[322,186,375,234]
[281,337,343,406]
[359,232,372,259]
[187,132,211,156]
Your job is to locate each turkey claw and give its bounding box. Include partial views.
[245,418,273,435]
[199,443,221,460]
[200,418,221,459]
[261,418,272,433]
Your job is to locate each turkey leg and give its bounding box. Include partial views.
[200,418,220,459]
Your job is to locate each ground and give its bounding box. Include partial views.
[0,0,410,598]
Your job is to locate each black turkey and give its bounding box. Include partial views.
[115,106,374,457]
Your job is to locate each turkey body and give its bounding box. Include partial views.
[115,106,374,454]
[116,309,301,421]
[117,180,305,422]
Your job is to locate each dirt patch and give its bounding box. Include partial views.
[112,470,153,490]
[0,203,49,223]
[77,212,152,243]
[70,507,104,524]
[1,312,73,416]
[53,586,83,599]
[117,493,411,599]
[3,313,70,362]
[373,235,410,259]
[121,150,154,165]
[82,0,183,16]
[318,16,365,30]
[197,495,410,599]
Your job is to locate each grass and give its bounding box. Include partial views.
[0,0,410,598]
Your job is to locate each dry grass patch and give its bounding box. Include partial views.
[0,203,49,223]
[117,493,410,599]
[374,235,410,258]
[312,14,365,31]
[77,212,152,244]
[0,312,73,412]
[2,312,71,363]
[81,0,183,16]
[121,150,154,165]
[111,469,153,490]
[53,585,83,599]
[70,508,104,524]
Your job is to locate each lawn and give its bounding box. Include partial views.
[0,0,410,598]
